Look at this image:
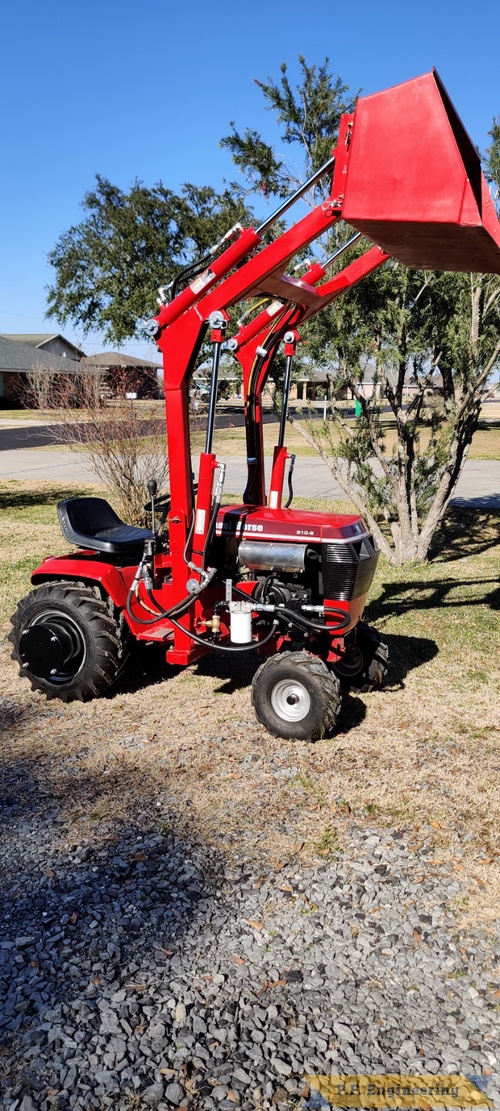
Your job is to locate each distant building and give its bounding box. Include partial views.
[81,352,163,399]
[294,360,444,403]
[0,335,84,403]
[0,340,162,405]
[2,333,84,362]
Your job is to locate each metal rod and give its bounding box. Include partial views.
[323,231,362,268]
[278,353,294,448]
[205,339,223,455]
[256,156,335,236]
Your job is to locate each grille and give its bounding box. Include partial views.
[321,536,379,602]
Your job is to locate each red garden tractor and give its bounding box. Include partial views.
[10,71,500,740]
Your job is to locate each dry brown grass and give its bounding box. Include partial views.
[1,482,499,930]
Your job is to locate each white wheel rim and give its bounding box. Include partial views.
[271,679,311,722]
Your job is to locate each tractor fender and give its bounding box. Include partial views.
[31,553,134,611]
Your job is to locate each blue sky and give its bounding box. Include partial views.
[1,0,499,361]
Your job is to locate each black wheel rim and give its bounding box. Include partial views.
[333,647,364,678]
[20,610,87,684]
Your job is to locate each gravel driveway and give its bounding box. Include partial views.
[1,746,499,1110]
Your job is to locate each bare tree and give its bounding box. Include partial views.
[25,366,169,524]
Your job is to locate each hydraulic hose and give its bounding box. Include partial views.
[232,583,350,634]
[166,613,280,654]
[273,604,350,634]
[284,453,296,508]
[125,489,218,629]
[202,494,222,569]
[170,251,214,301]
[125,583,197,627]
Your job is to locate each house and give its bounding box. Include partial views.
[1,333,84,362]
[0,335,85,403]
[81,352,163,399]
[295,360,444,403]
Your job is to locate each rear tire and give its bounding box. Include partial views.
[251,651,341,741]
[9,581,129,702]
[347,622,389,692]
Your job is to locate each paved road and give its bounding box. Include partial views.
[2,399,497,452]
[0,412,294,452]
[0,444,499,507]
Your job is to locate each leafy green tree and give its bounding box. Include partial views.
[220,55,356,204]
[47,176,251,343]
[485,117,500,195]
[223,59,500,562]
[303,262,500,562]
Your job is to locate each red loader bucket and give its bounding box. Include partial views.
[339,69,500,274]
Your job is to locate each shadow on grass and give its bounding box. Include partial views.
[195,648,262,693]
[382,632,439,688]
[0,695,37,738]
[109,632,437,736]
[0,486,96,511]
[366,578,499,624]
[110,640,263,701]
[430,507,500,563]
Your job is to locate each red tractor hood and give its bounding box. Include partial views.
[215,505,370,544]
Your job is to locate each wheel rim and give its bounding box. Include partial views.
[20,609,87,683]
[334,646,364,678]
[271,679,311,722]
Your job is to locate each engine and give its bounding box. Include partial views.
[213,504,380,624]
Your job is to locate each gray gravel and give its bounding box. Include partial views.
[1,785,499,1109]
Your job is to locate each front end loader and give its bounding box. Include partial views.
[10,70,500,741]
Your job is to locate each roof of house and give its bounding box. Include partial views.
[299,360,444,387]
[3,332,60,346]
[0,336,85,373]
[1,333,85,358]
[81,352,161,370]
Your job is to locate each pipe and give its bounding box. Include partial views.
[278,350,294,449]
[323,231,362,268]
[255,156,335,236]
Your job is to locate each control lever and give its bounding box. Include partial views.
[285,454,296,508]
[148,478,158,534]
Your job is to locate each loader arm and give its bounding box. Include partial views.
[228,243,390,505]
[150,67,500,657]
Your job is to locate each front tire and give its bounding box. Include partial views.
[9,581,128,702]
[251,651,341,741]
[346,622,389,693]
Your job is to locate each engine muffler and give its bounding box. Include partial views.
[237,540,307,573]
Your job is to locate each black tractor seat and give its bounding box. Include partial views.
[57,497,153,556]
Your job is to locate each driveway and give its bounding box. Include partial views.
[0,445,499,506]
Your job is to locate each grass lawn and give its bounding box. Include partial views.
[3,403,500,461]
[205,415,500,461]
[1,480,499,928]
